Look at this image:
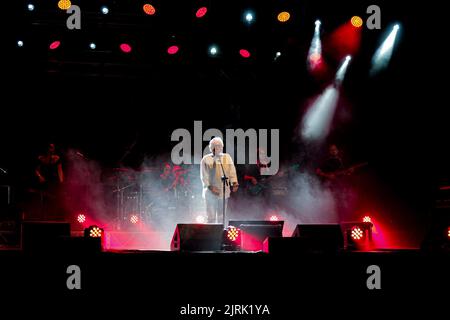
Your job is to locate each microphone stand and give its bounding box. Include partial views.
[218,157,229,228]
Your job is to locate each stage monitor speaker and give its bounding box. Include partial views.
[21,221,71,252]
[229,220,284,251]
[291,224,343,253]
[170,223,224,251]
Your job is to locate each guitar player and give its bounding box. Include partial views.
[315,144,367,220]
[316,144,349,181]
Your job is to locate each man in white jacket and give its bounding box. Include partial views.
[200,137,239,224]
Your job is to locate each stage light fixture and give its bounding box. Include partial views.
[269,215,279,222]
[351,16,363,28]
[143,4,156,15]
[77,214,86,224]
[239,49,250,58]
[277,11,290,23]
[351,226,364,241]
[49,41,61,50]
[343,222,373,250]
[58,0,71,10]
[363,216,372,223]
[209,45,218,56]
[120,43,132,53]
[244,11,254,24]
[227,226,240,242]
[168,45,179,55]
[17,40,24,47]
[447,227,450,239]
[196,7,208,18]
[27,4,35,11]
[89,42,96,50]
[130,215,139,224]
[223,226,242,251]
[85,225,103,238]
[101,6,109,15]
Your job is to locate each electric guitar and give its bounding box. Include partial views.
[320,162,368,180]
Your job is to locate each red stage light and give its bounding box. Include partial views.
[351,226,364,240]
[120,43,132,53]
[196,7,207,18]
[143,4,156,15]
[167,45,179,55]
[447,227,450,239]
[239,49,250,58]
[351,16,363,28]
[49,41,60,50]
[363,216,372,223]
[227,226,240,242]
[269,215,279,222]
[130,215,139,224]
[77,214,86,224]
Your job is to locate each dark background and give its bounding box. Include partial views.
[1,0,446,241]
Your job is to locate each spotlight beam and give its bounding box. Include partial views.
[370,24,400,75]
[301,85,339,141]
[307,20,322,70]
[335,55,352,85]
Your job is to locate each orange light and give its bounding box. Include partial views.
[351,226,364,240]
[277,11,290,23]
[58,0,71,10]
[89,227,103,238]
[227,226,240,242]
[351,16,363,28]
[143,4,156,15]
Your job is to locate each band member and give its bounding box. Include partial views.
[36,143,64,185]
[242,148,271,197]
[200,137,238,224]
[160,162,174,192]
[35,143,64,219]
[316,144,361,220]
[315,144,352,181]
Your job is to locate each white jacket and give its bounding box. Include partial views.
[200,153,238,199]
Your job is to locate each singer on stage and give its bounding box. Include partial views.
[200,137,238,224]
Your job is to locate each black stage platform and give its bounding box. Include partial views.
[1,247,449,317]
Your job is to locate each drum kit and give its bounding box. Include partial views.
[105,165,196,230]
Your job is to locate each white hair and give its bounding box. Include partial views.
[209,137,224,152]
